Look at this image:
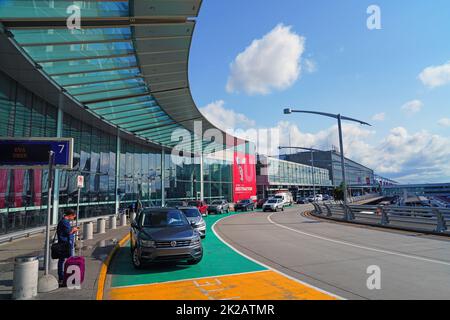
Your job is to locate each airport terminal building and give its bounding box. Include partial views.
[281,150,376,195]
[0,1,258,236]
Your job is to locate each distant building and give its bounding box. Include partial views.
[280,150,376,195]
[256,155,332,199]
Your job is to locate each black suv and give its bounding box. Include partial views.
[235,199,255,212]
[130,208,203,269]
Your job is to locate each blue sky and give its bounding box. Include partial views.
[188,0,450,183]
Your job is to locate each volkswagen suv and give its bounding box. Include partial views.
[130,208,203,269]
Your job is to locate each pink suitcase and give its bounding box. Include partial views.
[63,256,85,286]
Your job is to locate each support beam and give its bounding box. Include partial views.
[115,133,121,215]
[52,94,63,224]
[161,149,166,206]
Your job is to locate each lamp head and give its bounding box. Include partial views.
[283,108,292,115]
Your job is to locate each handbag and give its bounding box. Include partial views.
[51,230,71,259]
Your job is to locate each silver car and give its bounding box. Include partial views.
[262,199,285,212]
[179,207,206,238]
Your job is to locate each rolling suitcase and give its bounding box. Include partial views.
[63,256,85,286]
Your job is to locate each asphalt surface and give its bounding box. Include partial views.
[214,205,450,300]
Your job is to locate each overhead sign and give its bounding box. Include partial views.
[77,175,84,189]
[0,138,73,169]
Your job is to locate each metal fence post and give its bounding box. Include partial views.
[324,204,332,217]
[380,207,389,226]
[434,208,447,233]
[342,204,354,221]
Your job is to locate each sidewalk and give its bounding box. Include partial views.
[0,219,129,300]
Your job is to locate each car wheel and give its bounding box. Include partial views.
[132,247,143,269]
[282,207,285,212]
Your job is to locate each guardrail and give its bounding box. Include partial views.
[0,214,121,245]
[312,202,450,236]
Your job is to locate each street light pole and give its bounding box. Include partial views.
[337,114,348,204]
[283,108,371,205]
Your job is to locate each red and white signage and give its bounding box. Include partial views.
[233,152,256,202]
[77,175,84,189]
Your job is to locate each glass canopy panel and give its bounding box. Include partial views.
[87,95,154,110]
[102,107,163,121]
[41,56,137,76]
[94,101,160,116]
[53,68,141,87]
[138,124,180,137]
[121,118,175,131]
[115,113,170,127]
[76,86,148,103]
[23,42,134,62]
[109,111,168,125]
[12,28,132,46]
[68,79,145,96]
[0,1,129,18]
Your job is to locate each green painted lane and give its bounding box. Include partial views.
[110,211,267,288]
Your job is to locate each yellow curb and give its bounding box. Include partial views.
[96,233,130,300]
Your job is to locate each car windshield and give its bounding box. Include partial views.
[187,201,198,206]
[141,210,189,228]
[181,208,201,218]
[212,201,223,205]
[267,200,278,204]
[239,200,250,204]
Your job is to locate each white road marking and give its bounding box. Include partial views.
[212,215,345,300]
[268,212,450,267]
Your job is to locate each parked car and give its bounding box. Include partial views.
[296,197,308,204]
[207,200,230,214]
[179,207,206,238]
[262,199,284,212]
[164,200,187,207]
[256,198,267,209]
[130,208,203,269]
[235,199,255,212]
[187,200,208,216]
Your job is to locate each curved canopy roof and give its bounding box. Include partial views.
[0,0,236,153]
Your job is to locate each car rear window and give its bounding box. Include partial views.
[142,210,188,228]
[181,208,201,218]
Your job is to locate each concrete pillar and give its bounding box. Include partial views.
[199,150,204,201]
[12,256,39,300]
[115,134,121,215]
[120,213,127,226]
[83,222,93,240]
[109,215,117,229]
[97,218,106,234]
[161,149,165,206]
[52,99,64,225]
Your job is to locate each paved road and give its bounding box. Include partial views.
[214,205,450,300]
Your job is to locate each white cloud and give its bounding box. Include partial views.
[438,118,450,127]
[372,112,386,121]
[226,24,305,95]
[199,100,256,132]
[304,58,317,73]
[419,61,450,88]
[401,100,423,114]
[201,102,450,183]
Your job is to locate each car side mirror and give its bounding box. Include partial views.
[190,221,197,227]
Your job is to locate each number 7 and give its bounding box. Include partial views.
[58,144,65,153]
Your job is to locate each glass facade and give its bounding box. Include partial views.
[257,155,332,187]
[0,70,234,236]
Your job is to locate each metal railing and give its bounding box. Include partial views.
[0,214,119,244]
[312,202,450,236]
